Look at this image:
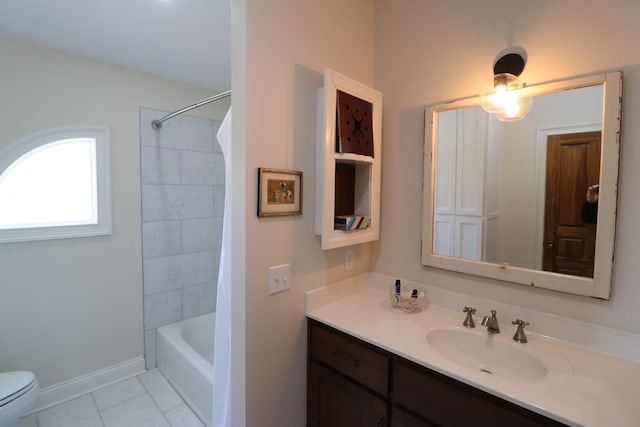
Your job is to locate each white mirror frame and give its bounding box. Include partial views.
[421,72,622,299]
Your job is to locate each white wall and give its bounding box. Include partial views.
[241,0,375,425]
[0,37,228,389]
[374,0,640,331]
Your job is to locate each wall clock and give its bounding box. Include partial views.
[336,89,374,157]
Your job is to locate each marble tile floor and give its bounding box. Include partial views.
[21,369,204,427]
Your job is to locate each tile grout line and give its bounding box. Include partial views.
[137,372,180,426]
[88,391,107,427]
[92,377,148,413]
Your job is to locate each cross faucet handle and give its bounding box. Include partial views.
[462,306,476,328]
[512,319,530,343]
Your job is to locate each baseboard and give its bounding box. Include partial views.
[30,356,146,413]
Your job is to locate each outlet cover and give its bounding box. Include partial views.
[269,263,291,295]
[345,249,354,271]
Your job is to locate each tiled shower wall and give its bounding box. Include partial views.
[140,107,223,369]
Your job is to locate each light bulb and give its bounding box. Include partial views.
[480,73,532,121]
[494,91,532,122]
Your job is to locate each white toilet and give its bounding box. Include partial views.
[0,371,39,427]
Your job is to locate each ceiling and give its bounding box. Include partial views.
[0,0,231,91]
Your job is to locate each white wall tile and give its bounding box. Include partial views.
[182,282,217,319]
[141,115,215,153]
[140,108,166,148]
[140,109,220,153]
[142,221,181,259]
[100,394,169,427]
[181,218,222,252]
[212,249,221,284]
[213,186,225,217]
[144,328,157,370]
[138,369,183,412]
[38,395,103,427]
[142,185,214,221]
[213,154,225,185]
[173,115,216,152]
[212,121,221,153]
[143,251,216,295]
[141,147,181,185]
[180,152,224,185]
[141,110,223,364]
[144,290,182,329]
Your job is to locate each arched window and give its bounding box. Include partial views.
[0,127,111,242]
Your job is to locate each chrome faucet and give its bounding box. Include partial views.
[481,310,500,334]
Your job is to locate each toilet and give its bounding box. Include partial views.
[0,372,39,427]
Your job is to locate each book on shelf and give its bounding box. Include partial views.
[334,215,371,231]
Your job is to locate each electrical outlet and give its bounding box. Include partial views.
[268,263,291,295]
[345,249,354,271]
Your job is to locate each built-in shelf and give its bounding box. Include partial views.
[315,69,382,250]
[333,152,375,164]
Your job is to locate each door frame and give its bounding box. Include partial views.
[533,123,601,270]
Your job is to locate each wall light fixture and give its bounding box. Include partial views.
[479,52,532,121]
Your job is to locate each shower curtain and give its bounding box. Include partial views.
[213,107,232,427]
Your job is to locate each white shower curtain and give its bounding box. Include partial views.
[213,107,232,427]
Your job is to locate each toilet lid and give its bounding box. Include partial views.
[0,371,35,402]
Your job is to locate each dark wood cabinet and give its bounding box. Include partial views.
[308,361,387,427]
[307,320,389,426]
[393,358,565,427]
[391,406,436,427]
[307,319,567,427]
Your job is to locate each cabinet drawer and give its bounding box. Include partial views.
[309,320,389,396]
[393,359,565,426]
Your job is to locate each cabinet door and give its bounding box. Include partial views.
[392,406,436,427]
[434,109,457,215]
[433,214,455,256]
[308,361,387,427]
[454,216,483,260]
[433,215,482,259]
[309,321,389,395]
[455,106,486,217]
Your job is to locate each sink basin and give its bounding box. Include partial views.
[426,328,548,380]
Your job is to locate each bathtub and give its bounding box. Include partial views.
[157,312,214,427]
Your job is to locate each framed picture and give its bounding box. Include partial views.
[257,168,303,217]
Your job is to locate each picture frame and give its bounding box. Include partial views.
[257,168,303,217]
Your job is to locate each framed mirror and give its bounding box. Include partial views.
[421,72,622,299]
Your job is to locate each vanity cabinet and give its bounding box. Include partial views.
[307,319,567,427]
[308,318,389,426]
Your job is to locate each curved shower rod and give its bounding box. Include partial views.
[151,89,231,130]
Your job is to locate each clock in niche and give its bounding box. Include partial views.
[336,89,374,157]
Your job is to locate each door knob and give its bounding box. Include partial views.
[545,242,554,249]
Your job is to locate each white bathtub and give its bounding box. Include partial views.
[157,312,214,426]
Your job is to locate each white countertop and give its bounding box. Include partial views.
[306,273,640,427]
